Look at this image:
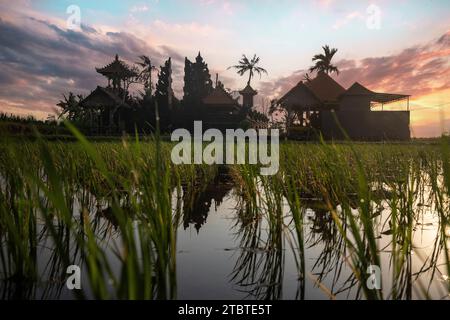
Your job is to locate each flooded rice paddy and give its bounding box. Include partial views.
[0,139,449,300]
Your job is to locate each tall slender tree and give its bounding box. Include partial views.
[136,55,158,97]
[228,54,268,86]
[155,57,174,130]
[309,45,339,75]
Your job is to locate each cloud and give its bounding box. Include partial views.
[258,69,308,101]
[332,11,364,30]
[261,31,450,100]
[0,15,185,116]
[130,4,150,13]
[258,31,450,136]
[0,4,448,137]
[152,19,221,38]
[314,0,335,9]
[336,31,450,95]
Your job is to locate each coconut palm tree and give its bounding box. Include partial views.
[309,45,339,75]
[228,54,268,86]
[136,55,158,96]
[57,92,84,121]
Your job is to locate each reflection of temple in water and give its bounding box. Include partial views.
[182,167,234,233]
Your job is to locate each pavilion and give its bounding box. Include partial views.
[277,72,410,140]
[79,54,137,134]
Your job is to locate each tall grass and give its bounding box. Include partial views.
[1,127,449,300]
[0,125,217,299]
[232,141,450,299]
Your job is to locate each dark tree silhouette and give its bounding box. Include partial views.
[303,73,312,83]
[309,45,339,75]
[155,57,174,130]
[269,99,303,137]
[228,54,268,86]
[248,109,269,123]
[56,92,85,122]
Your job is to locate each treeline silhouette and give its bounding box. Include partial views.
[55,52,269,135]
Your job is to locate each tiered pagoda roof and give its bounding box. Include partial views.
[96,54,137,78]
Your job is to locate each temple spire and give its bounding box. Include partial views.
[239,84,258,109]
[95,54,137,91]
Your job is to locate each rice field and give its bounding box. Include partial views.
[0,129,449,299]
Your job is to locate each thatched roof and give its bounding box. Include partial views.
[203,85,239,106]
[278,81,321,107]
[278,72,345,108]
[79,86,131,109]
[344,82,410,104]
[279,73,410,108]
[304,72,346,102]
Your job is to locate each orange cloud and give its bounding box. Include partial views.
[259,30,450,137]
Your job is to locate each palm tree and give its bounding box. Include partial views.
[309,45,339,75]
[57,92,84,121]
[136,55,158,96]
[228,54,268,86]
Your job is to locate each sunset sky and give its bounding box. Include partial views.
[0,0,449,137]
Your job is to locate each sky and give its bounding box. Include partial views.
[0,0,449,137]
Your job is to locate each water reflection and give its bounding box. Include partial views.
[230,198,284,300]
[181,167,234,232]
[1,166,450,300]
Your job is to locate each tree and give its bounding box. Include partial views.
[248,109,269,123]
[155,57,174,131]
[136,55,158,97]
[269,99,302,137]
[228,54,268,86]
[56,92,85,122]
[123,64,141,101]
[303,73,312,83]
[309,45,339,75]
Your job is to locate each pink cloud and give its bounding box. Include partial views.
[257,31,450,136]
[332,11,364,29]
[261,30,450,100]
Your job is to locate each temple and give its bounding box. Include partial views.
[201,81,243,130]
[79,54,138,134]
[278,72,410,140]
[239,84,258,109]
[200,81,259,131]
